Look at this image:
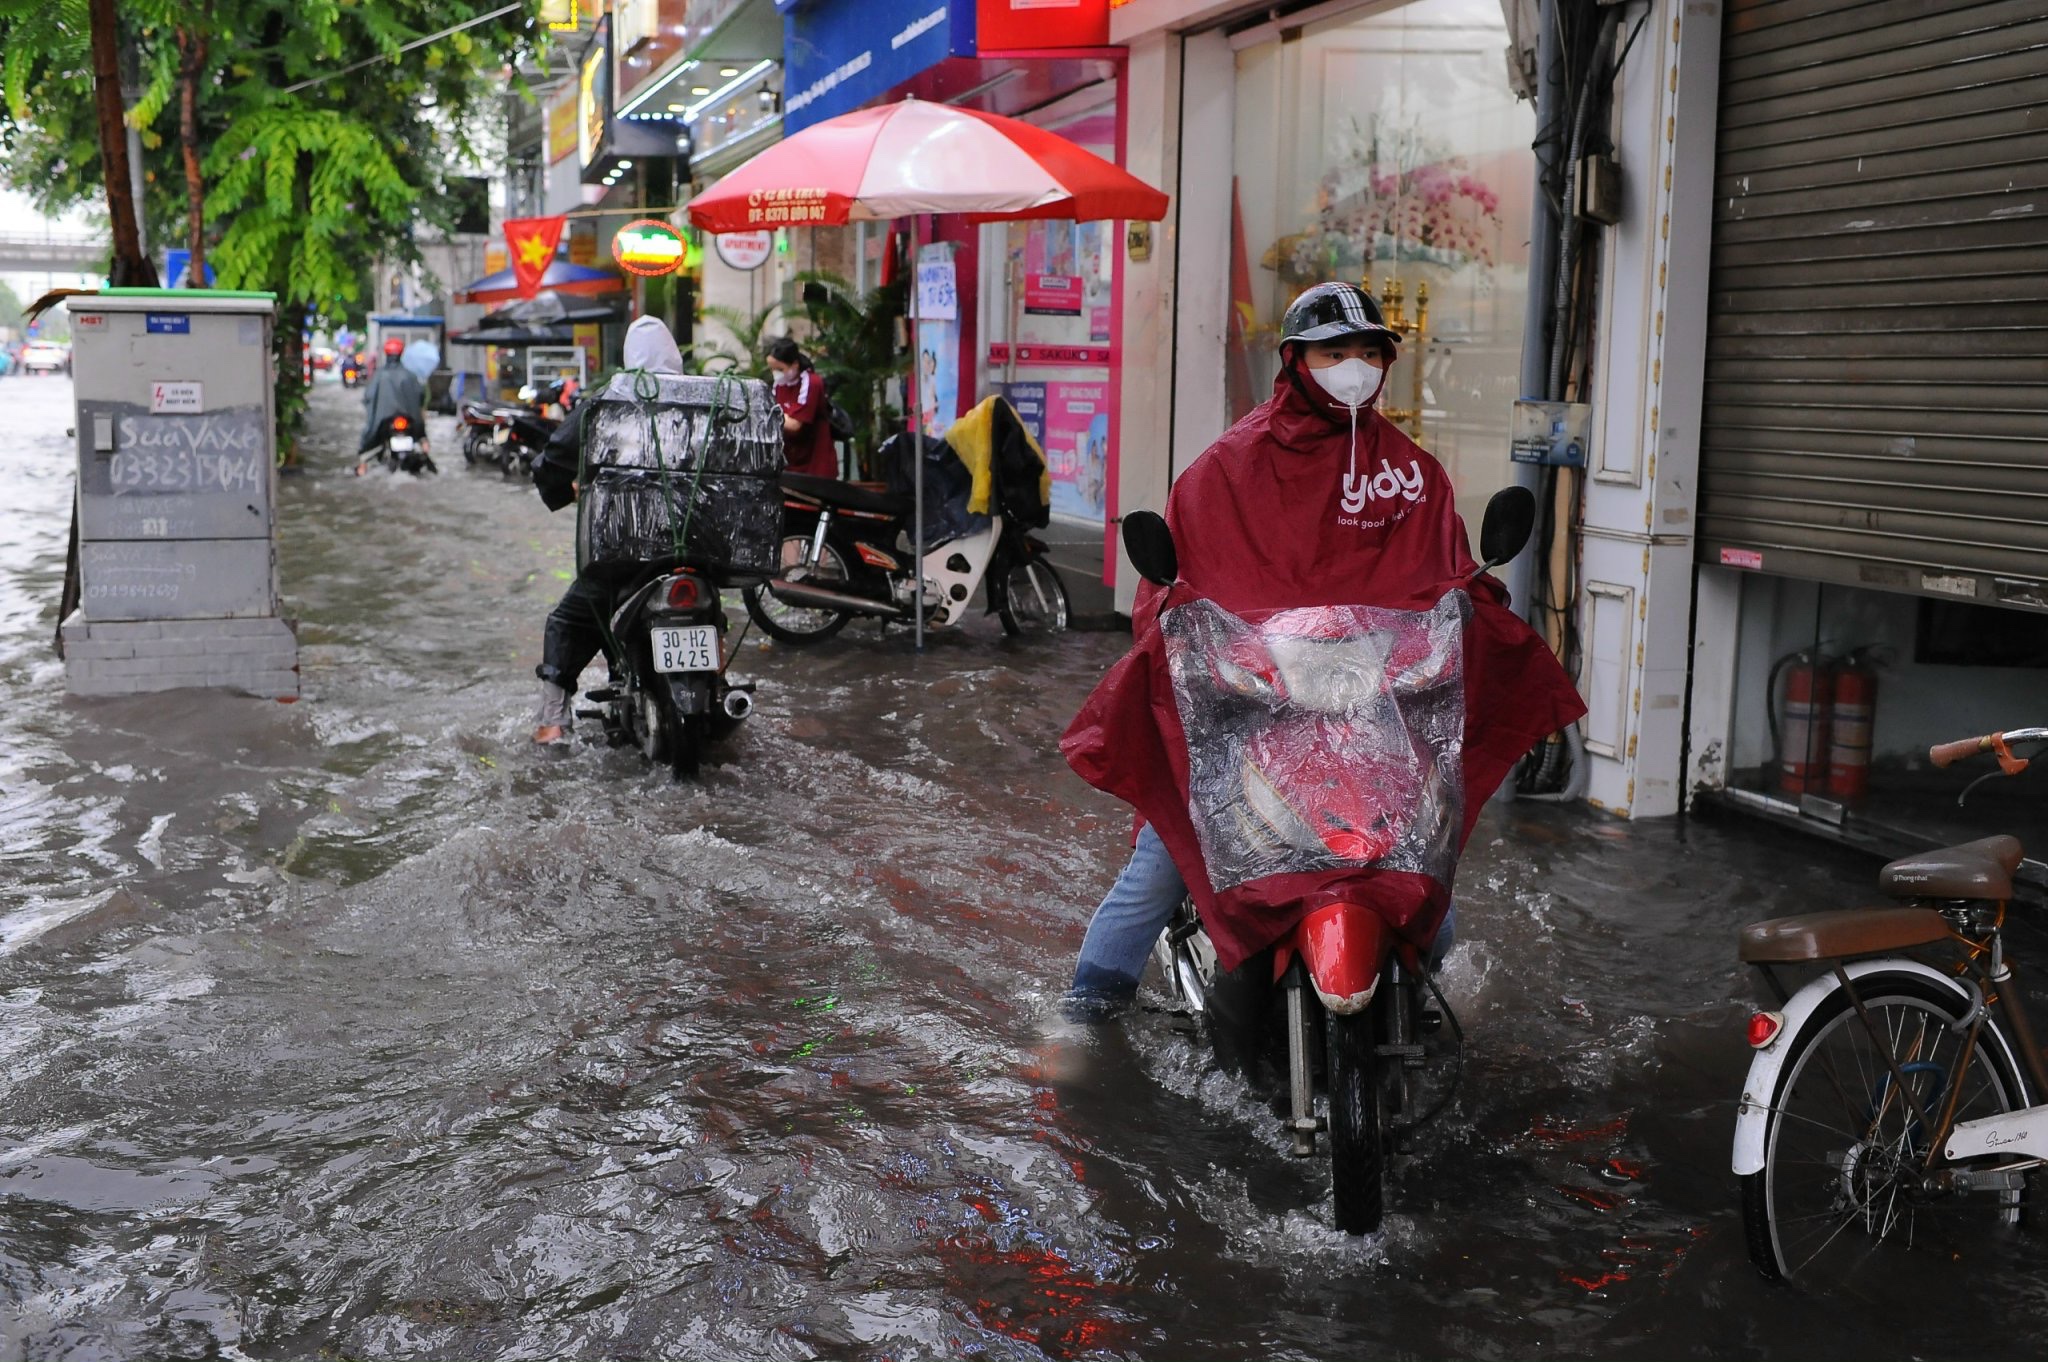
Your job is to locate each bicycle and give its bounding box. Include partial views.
[1733,725,2048,1286]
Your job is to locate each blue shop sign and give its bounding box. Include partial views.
[145,313,191,335]
[782,0,977,132]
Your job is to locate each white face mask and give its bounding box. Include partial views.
[1310,357,1388,409]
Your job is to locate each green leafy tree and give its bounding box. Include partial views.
[792,270,907,478]
[694,298,782,378]
[1,0,543,443]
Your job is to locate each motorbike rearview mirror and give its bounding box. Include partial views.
[1122,510,1179,587]
[1478,486,1537,573]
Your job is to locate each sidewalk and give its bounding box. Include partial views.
[1040,515,1124,631]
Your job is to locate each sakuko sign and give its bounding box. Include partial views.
[612,219,687,277]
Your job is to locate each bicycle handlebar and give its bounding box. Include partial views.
[1930,727,2048,768]
[1929,735,1997,768]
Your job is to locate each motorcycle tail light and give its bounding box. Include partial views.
[1747,1010,1784,1048]
[393,415,410,432]
[665,574,704,610]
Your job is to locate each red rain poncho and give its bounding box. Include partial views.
[1061,370,1586,971]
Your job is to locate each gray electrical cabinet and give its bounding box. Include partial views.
[60,290,299,698]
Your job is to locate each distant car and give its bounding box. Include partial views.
[21,341,69,375]
[310,345,337,372]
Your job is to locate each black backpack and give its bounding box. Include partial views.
[827,399,854,442]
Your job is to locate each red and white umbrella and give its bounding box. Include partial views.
[687,98,1171,646]
[685,99,1169,231]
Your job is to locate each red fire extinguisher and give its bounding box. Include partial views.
[1827,648,1879,802]
[1774,649,1833,795]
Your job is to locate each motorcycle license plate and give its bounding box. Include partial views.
[492,426,512,444]
[651,625,719,673]
[389,435,416,451]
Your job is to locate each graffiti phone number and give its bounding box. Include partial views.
[108,448,264,495]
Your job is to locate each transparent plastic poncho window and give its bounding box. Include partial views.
[1161,593,1470,894]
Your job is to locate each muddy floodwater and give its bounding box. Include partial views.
[3,375,2045,1360]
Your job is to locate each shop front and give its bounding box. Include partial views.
[1107,0,1537,611]
[777,0,1125,565]
[1684,0,2048,881]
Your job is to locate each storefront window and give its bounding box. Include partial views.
[980,94,1118,527]
[1230,0,1534,528]
[1724,575,2048,879]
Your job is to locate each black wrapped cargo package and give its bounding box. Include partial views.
[575,372,784,584]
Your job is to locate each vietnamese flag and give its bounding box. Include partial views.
[503,215,567,298]
[1225,179,1258,423]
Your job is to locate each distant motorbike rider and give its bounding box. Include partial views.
[528,316,685,744]
[1060,281,1584,1025]
[765,337,837,479]
[356,336,430,476]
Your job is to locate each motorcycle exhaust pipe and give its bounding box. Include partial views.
[767,578,903,620]
[721,689,754,721]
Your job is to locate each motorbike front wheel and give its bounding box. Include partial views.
[995,555,1071,635]
[1326,1008,1388,1234]
[744,536,855,645]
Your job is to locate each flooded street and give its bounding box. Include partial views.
[4,373,2047,1360]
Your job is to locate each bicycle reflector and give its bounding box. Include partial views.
[665,574,704,610]
[1747,1010,1785,1048]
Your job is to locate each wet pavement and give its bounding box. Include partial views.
[3,372,2046,1360]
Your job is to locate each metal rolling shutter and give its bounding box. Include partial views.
[1698,0,2048,612]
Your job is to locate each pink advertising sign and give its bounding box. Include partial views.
[1025,273,1084,315]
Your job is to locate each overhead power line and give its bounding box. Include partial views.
[282,4,526,95]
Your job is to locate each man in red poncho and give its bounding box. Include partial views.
[1060,281,1585,1020]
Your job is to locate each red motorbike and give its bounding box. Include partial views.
[1124,487,1533,1234]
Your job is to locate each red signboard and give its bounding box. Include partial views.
[1024,273,1083,315]
[977,0,1109,49]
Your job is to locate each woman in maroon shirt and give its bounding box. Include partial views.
[766,338,838,479]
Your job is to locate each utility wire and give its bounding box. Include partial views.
[282,4,524,94]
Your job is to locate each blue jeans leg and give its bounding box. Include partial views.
[1430,901,1458,971]
[1069,824,1186,1012]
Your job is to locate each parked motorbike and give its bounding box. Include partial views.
[1131,487,1536,1234]
[366,413,434,475]
[470,380,572,476]
[741,461,1069,644]
[573,563,753,779]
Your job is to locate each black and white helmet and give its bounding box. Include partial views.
[1279,282,1400,359]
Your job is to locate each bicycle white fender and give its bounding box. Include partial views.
[1731,958,1969,1176]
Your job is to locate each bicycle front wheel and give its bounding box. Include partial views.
[1742,970,2028,1287]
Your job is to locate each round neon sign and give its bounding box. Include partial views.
[612,218,687,277]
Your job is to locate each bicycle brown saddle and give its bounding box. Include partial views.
[1877,834,2024,902]
[1739,908,1952,963]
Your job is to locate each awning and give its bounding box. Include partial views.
[481,290,626,328]
[454,260,626,306]
[446,324,579,348]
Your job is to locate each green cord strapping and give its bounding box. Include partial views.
[628,367,740,565]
